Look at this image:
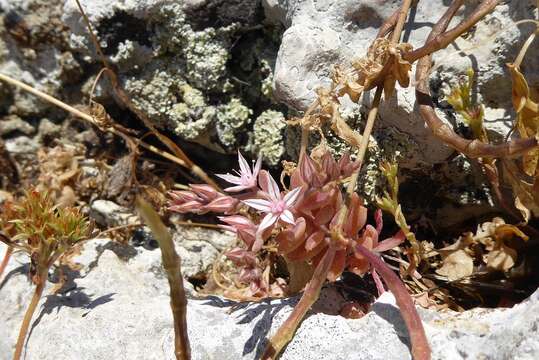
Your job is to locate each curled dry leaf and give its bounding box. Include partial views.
[436,247,474,281]
[483,223,528,271]
[503,159,539,220]
[508,63,539,177]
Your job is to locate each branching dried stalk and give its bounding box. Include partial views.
[136,197,191,360]
[404,0,498,62]
[0,73,219,188]
[414,1,538,159]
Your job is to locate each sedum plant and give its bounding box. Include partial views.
[0,190,92,360]
[169,149,428,359]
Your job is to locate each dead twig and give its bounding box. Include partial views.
[0,73,208,182]
[404,0,498,62]
[136,197,191,360]
[414,1,538,159]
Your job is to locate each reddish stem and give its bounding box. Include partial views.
[404,0,499,62]
[262,246,337,359]
[355,244,430,360]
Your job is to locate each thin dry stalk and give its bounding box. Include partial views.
[135,197,191,360]
[13,269,46,360]
[262,246,337,359]
[390,0,413,44]
[415,2,538,159]
[0,245,12,280]
[0,73,215,184]
[377,1,421,39]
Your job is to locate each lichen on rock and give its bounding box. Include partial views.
[216,98,252,149]
[248,110,286,166]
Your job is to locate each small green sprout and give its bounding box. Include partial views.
[376,160,423,270]
[446,68,487,142]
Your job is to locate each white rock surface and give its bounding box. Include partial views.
[1,241,538,360]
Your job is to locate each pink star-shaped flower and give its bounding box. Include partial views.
[243,170,302,251]
[216,151,262,193]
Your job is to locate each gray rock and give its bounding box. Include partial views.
[89,199,139,227]
[4,135,38,154]
[37,118,61,144]
[0,0,79,116]
[88,199,237,278]
[1,240,538,360]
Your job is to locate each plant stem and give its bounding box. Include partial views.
[404,0,498,62]
[262,246,336,359]
[0,246,13,280]
[414,1,538,158]
[355,244,430,360]
[13,276,45,360]
[513,28,538,68]
[136,197,191,360]
[334,86,383,231]
[391,0,413,44]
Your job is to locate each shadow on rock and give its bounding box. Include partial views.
[371,301,412,352]
[0,263,30,291]
[201,294,299,358]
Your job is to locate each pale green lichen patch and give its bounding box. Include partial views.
[151,4,238,91]
[248,110,286,166]
[216,98,252,148]
[170,83,215,141]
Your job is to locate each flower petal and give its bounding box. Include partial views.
[238,150,251,176]
[252,213,278,252]
[216,173,242,185]
[258,212,278,232]
[266,172,281,200]
[243,198,272,212]
[283,186,302,206]
[252,155,262,177]
[280,209,295,225]
[223,184,251,193]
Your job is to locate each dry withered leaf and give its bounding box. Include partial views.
[36,145,82,206]
[508,63,539,177]
[483,223,528,271]
[503,159,539,219]
[485,243,517,271]
[436,248,474,281]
